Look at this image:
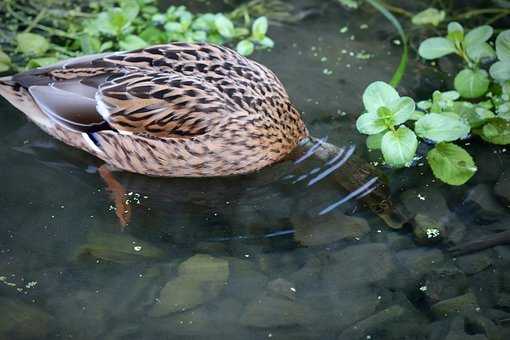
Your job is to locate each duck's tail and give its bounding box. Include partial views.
[0,76,52,130]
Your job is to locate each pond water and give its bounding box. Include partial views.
[1,1,510,339]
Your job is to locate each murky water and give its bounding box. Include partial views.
[2,1,510,339]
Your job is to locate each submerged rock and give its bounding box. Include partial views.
[292,210,370,246]
[73,230,165,264]
[465,184,507,221]
[338,305,412,340]
[413,213,445,245]
[0,297,51,340]
[150,254,229,317]
[267,278,297,300]
[240,293,316,328]
[455,252,493,275]
[431,292,479,319]
[494,172,510,206]
[396,248,444,280]
[423,265,469,305]
[324,243,396,289]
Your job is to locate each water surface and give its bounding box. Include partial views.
[1,1,510,339]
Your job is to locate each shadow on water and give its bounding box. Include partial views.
[2,0,510,339]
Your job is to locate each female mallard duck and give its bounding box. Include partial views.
[0,42,408,229]
[0,43,308,177]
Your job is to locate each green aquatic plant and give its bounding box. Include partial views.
[357,25,510,186]
[0,0,274,72]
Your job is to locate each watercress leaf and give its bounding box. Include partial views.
[452,101,494,128]
[16,33,49,56]
[0,50,11,65]
[490,61,510,82]
[464,25,493,47]
[356,112,387,135]
[109,8,130,34]
[448,22,464,34]
[415,113,470,142]
[495,30,510,61]
[121,0,140,23]
[479,118,510,144]
[236,40,254,56]
[417,100,432,111]
[454,68,490,98]
[362,81,399,113]
[192,30,208,42]
[366,131,386,150]
[119,35,148,51]
[80,35,101,54]
[388,96,416,125]
[447,22,464,42]
[441,91,460,101]
[256,37,273,49]
[27,57,59,69]
[411,8,445,26]
[252,17,268,40]
[466,42,495,62]
[427,142,477,185]
[418,37,457,60]
[215,15,235,38]
[0,63,9,73]
[140,26,166,44]
[164,22,183,33]
[381,126,418,167]
[410,111,425,120]
[100,41,113,52]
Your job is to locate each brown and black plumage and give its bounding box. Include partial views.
[0,43,308,177]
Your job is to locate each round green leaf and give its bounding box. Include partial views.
[418,37,457,60]
[448,22,464,35]
[0,50,11,65]
[215,15,235,38]
[466,42,495,62]
[236,40,254,56]
[452,101,494,128]
[362,81,399,114]
[447,22,464,43]
[427,143,477,185]
[16,33,50,56]
[259,37,275,49]
[464,25,493,47]
[454,69,490,98]
[119,35,148,51]
[415,113,470,142]
[252,17,268,41]
[388,96,416,125]
[381,126,418,167]
[479,118,510,144]
[490,61,510,82]
[366,131,386,150]
[356,112,387,135]
[27,57,59,69]
[495,30,510,61]
[0,63,9,72]
[411,8,445,26]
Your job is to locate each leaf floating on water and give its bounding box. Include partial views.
[427,142,477,185]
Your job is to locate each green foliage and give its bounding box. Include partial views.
[1,0,275,72]
[427,143,477,186]
[357,21,510,186]
[411,8,445,27]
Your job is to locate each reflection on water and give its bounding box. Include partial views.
[2,1,510,339]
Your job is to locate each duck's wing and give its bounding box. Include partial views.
[11,45,239,138]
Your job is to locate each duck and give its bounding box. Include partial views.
[0,43,309,177]
[0,42,406,228]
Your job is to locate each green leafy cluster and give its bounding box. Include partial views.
[357,24,510,186]
[0,0,274,72]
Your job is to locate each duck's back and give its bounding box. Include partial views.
[0,43,308,177]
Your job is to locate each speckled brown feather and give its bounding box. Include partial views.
[0,43,309,177]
